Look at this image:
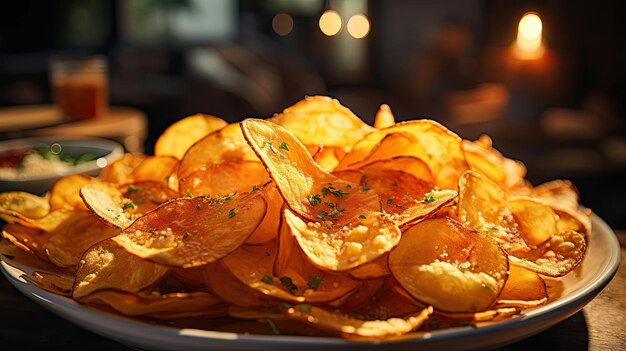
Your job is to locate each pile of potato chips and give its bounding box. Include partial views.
[0,96,591,339]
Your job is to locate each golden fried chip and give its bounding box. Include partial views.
[359,156,434,183]
[509,230,586,277]
[495,265,548,308]
[203,262,264,307]
[2,224,50,259]
[434,307,519,322]
[32,271,74,296]
[553,205,592,236]
[246,186,283,244]
[49,174,93,211]
[223,239,358,303]
[284,305,432,338]
[534,179,579,212]
[269,96,374,148]
[155,113,227,160]
[112,191,266,267]
[462,136,526,189]
[0,191,49,220]
[44,210,118,268]
[130,156,179,184]
[73,239,169,299]
[338,120,468,189]
[80,181,178,229]
[312,146,343,172]
[389,217,508,312]
[508,196,558,247]
[374,104,395,129]
[347,254,390,280]
[99,153,146,184]
[178,123,268,197]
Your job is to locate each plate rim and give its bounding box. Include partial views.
[1,213,621,350]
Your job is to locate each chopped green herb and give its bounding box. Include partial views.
[124,185,139,196]
[228,208,236,218]
[330,189,348,198]
[186,191,193,198]
[279,276,298,293]
[218,195,232,202]
[307,275,321,290]
[358,214,366,219]
[280,302,292,308]
[299,304,312,312]
[317,210,328,219]
[321,187,330,197]
[252,185,258,191]
[307,194,322,206]
[279,142,289,151]
[346,184,352,188]
[267,319,280,335]
[422,195,435,203]
[323,201,335,207]
[122,202,136,210]
[329,209,339,218]
[362,186,370,191]
[392,181,398,187]
[386,198,393,204]
[182,233,190,240]
[260,274,274,285]
[195,204,201,210]
[481,284,490,289]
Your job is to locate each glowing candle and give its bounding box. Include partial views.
[513,12,545,60]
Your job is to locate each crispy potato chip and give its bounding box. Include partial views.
[2,223,50,259]
[508,196,558,247]
[0,191,49,220]
[312,146,343,172]
[347,254,390,280]
[130,156,179,184]
[495,265,548,308]
[44,210,118,267]
[73,239,169,299]
[241,118,381,225]
[284,208,400,271]
[223,239,358,303]
[534,179,579,212]
[203,262,264,307]
[509,230,586,277]
[80,181,178,229]
[553,205,592,236]
[434,307,519,323]
[374,104,395,129]
[99,153,146,184]
[359,156,434,183]
[329,278,384,309]
[228,305,285,320]
[83,290,225,318]
[337,120,469,189]
[1,209,74,232]
[462,136,526,189]
[113,191,266,267]
[49,174,94,211]
[389,217,508,312]
[155,114,227,160]
[457,170,529,253]
[284,305,432,338]
[178,123,268,197]
[31,271,74,296]
[269,96,374,147]
[246,186,283,244]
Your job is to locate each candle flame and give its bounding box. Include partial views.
[514,12,545,60]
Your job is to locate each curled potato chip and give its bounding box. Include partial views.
[347,254,390,280]
[241,118,381,225]
[359,156,434,183]
[389,217,509,312]
[312,146,343,172]
[83,290,225,318]
[228,305,285,320]
[99,153,146,184]
[0,191,49,221]
[2,224,50,259]
[73,239,169,299]
[203,262,264,307]
[284,208,400,271]
[338,120,469,189]
[269,96,374,147]
[553,205,592,236]
[32,271,74,296]
[374,104,395,129]
[113,191,266,267]
[509,230,586,277]
[130,156,179,184]
[178,123,268,197]
[155,113,227,160]
[223,239,358,303]
[44,210,118,268]
[457,170,529,253]
[49,174,93,211]
[246,185,283,244]
[508,196,558,247]
[284,305,432,338]
[495,265,547,308]
[81,181,178,229]
[534,179,579,212]
[462,136,526,189]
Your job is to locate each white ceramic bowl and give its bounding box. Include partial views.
[0,137,124,194]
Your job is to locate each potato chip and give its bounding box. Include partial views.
[495,265,547,308]
[269,96,374,147]
[228,305,285,320]
[509,230,586,277]
[338,121,468,189]
[457,170,529,253]
[32,271,74,296]
[374,104,395,129]
[130,156,179,184]
[553,205,592,236]
[223,239,358,303]
[389,217,508,312]
[80,181,178,229]
[178,123,268,197]
[434,307,519,323]
[534,179,579,212]
[203,262,264,307]
[0,191,49,220]
[284,305,432,338]
[73,239,169,299]
[462,136,526,189]
[347,254,390,280]
[358,156,434,183]
[508,196,558,247]
[312,146,343,172]
[112,191,266,267]
[246,185,283,244]
[99,153,146,184]
[48,174,94,211]
[329,278,384,309]
[155,113,227,160]
[44,210,118,268]
[1,208,74,232]
[2,223,50,259]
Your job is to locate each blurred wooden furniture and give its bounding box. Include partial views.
[0,105,147,152]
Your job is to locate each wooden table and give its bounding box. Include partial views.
[0,232,623,350]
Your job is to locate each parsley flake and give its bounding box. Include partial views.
[195,204,201,210]
[362,186,370,191]
[260,274,274,285]
[267,319,280,335]
[317,210,328,219]
[299,304,312,312]
[218,195,232,202]
[279,276,298,293]
[422,195,435,203]
[252,185,258,191]
[279,142,289,151]
[228,208,236,218]
[329,209,339,218]
[122,202,136,210]
[124,185,139,196]
[186,191,193,198]
[321,187,329,197]
[307,275,321,290]
[392,181,398,187]
[307,194,322,206]
[386,198,393,204]
[330,189,348,198]
[358,214,366,219]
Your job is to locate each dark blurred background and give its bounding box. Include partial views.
[1,0,625,228]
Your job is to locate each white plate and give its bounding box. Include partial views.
[0,214,620,351]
